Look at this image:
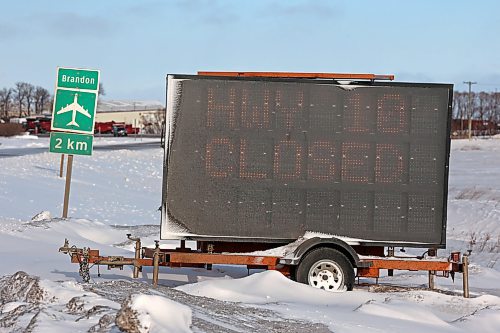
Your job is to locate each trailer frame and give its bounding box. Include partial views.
[59,235,469,297]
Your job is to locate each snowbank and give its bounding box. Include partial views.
[177,270,343,304]
[129,294,192,333]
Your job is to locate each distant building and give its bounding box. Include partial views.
[95,100,165,134]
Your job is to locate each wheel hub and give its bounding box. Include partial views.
[308,260,344,291]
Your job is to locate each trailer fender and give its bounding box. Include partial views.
[279,237,366,268]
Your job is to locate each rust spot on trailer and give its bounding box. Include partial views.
[169,252,281,267]
[360,259,453,271]
[357,267,380,278]
[70,249,99,263]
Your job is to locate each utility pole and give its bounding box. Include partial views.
[495,89,498,136]
[463,81,477,140]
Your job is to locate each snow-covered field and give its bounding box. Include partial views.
[0,136,499,332]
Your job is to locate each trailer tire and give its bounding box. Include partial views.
[295,247,354,291]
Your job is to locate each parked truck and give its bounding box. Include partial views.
[26,116,52,134]
[61,72,468,294]
[95,121,140,136]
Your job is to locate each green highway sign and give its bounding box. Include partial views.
[51,67,100,135]
[50,67,100,218]
[57,68,99,90]
[50,132,93,156]
[52,89,96,133]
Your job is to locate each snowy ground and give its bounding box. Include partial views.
[0,137,499,332]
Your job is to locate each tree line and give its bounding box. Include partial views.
[452,91,499,124]
[0,82,105,121]
[1,83,499,126]
[0,82,51,119]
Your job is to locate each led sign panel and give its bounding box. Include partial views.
[161,75,452,246]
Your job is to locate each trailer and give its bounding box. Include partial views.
[61,72,469,296]
[59,236,468,295]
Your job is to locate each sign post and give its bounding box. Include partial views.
[49,67,100,218]
[62,155,74,218]
[59,154,65,178]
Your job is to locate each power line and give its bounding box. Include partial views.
[474,83,500,86]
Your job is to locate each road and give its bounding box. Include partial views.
[0,140,162,158]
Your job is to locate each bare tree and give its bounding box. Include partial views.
[485,92,500,135]
[453,91,469,132]
[493,92,500,125]
[140,111,165,134]
[14,82,28,117]
[453,91,500,135]
[477,92,494,121]
[0,88,13,118]
[469,91,479,120]
[48,95,54,114]
[34,86,51,114]
[98,83,105,97]
[24,83,35,116]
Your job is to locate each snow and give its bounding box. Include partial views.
[130,294,192,333]
[31,210,52,222]
[0,135,160,149]
[0,138,162,224]
[177,270,345,304]
[0,138,499,332]
[161,77,189,239]
[302,231,428,246]
[177,271,500,333]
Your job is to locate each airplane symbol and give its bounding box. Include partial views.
[56,93,91,127]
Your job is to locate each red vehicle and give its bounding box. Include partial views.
[26,116,52,134]
[95,121,139,135]
[125,124,140,135]
[95,121,115,134]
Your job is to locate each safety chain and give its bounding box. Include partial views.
[79,247,91,283]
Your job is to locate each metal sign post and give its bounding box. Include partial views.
[59,154,65,178]
[62,155,74,218]
[49,67,100,218]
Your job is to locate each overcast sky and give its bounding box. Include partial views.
[1,0,499,101]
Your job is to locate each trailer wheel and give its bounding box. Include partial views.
[295,247,354,291]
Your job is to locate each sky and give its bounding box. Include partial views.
[0,0,499,101]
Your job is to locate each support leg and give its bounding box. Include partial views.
[463,255,470,298]
[153,240,160,287]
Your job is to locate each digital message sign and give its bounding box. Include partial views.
[161,75,452,247]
